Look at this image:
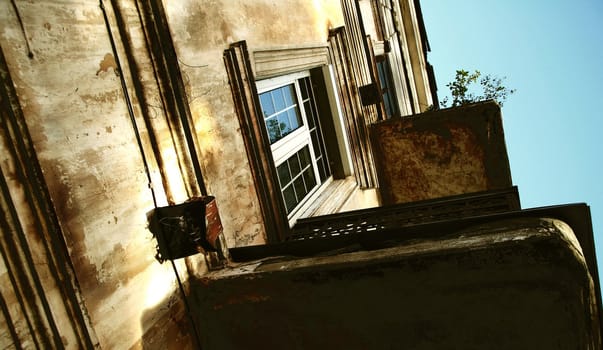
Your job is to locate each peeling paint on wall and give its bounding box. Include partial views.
[165,0,344,247]
[0,0,349,347]
[96,53,117,76]
[0,0,196,348]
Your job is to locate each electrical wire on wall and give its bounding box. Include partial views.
[99,1,203,348]
[10,0,34,59]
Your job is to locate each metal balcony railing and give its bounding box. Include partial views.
[289,187,520,241]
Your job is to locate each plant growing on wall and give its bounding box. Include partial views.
[436,69,516,109]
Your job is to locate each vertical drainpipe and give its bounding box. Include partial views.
[107,0,177,204]
[137,0,207,198]
[100,1,204,348]
[389,0,417,114]
[412,0,440,107]
[354,0,384,121]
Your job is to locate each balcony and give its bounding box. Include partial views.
[189,102,602,349]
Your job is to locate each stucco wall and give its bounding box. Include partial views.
[163,0,344,247]
[0,0,344,348]
[0,1,192,348]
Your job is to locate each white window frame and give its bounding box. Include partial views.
[257,71,332,225]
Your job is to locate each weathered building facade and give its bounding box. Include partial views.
[3,0,601,349]
[1,0,437,348]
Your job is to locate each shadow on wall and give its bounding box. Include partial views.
[137,290,196,350]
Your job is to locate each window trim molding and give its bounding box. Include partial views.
[252,44,330,80]
[224,41,291,242]
[256,71,331,225]
[225,41,359,241]
[225,42,340,242]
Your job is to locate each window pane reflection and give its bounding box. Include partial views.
[259,84,303,144]
[276,146,317,214]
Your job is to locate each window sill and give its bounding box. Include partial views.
[296,177,379,219]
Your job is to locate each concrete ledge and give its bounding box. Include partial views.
[191,217,601,349]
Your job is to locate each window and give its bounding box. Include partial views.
[376,55,399,118]
[257,72,332,223]
[225,41,360,241]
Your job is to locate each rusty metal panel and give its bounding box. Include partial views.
[370,101,512,205]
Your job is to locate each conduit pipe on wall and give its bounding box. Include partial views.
[134,0,208,198]
[99,1,203,348]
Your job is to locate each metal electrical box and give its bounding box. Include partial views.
[148,196,223,262]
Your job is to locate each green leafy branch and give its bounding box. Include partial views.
[438,69,516,108]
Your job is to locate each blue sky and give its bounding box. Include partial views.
[421,1,603,277]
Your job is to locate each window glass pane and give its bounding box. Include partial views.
[277,112,292,136]
[261,83,303,144]
[383,93,393,117]
[265,118,281,143]
[293,176,307,199]
[259,92,275,117]
[377,62,387,88]
[311,132,321,157]
[277,162,291,186]
[283,85,295,106]
[299,146,311,168]
[302,167,316,191]
[317,157,327,182]
[282,185,297,213]
[300,77,309,100]
[278,146,317,214]
[288,153,301,175]
[304,101,315,129]
[287,108,302,132]
[273,88,286,111]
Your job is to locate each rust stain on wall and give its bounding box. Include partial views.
[96,53,117,76]
[39,160,112,312]
[100,243,150,285]
[174,0,334,52]
[37,143,154,315]
[79,89,120,104]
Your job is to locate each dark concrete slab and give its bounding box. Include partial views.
[191,217,601,349]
